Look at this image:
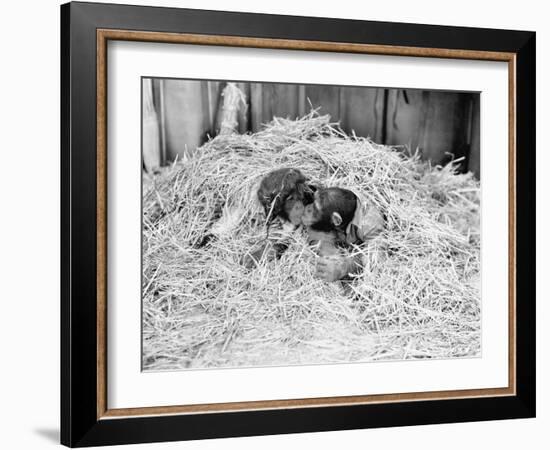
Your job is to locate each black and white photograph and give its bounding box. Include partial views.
[141,78,481,371]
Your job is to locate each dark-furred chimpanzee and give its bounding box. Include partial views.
[256,167,315,227]
[302,187,385,282]
[241,168,316,268]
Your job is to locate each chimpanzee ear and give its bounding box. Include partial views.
[331,212,343,227]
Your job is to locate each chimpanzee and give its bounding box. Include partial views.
[257,167,315,226]
[302,187,385,282]
[241,167,316,268]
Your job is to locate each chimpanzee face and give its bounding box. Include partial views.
[302,188,357,232]
[283,194,306,226]
[301,193,324,228]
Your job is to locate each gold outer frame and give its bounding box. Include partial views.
[96,29,516,420]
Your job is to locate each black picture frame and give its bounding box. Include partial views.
[61,1,536,447]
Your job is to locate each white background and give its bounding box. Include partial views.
[0,0,546,449]
[109,42,509,408]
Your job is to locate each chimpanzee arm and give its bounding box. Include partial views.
[315,248,365,282]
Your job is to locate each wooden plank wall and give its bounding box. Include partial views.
[145,79,480,177]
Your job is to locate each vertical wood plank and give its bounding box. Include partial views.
[163,79,207,159]
[338,86,380,140]
[304,84,341,121]
[236,82,251,133]
[261,82,274,125]
[142,78,161,172]
[298,85,307,117]
[272,84,301,119]
[385,89,426,153]
[468,95,481,178]
[250,83,264,132]
[207,81,222,137]
[158,79,167,165]
[449,94,472,170]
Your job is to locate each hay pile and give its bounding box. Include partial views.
[142,112,480,371]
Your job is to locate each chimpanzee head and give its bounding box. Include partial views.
[257,168,316,225]
[301,187,357,232]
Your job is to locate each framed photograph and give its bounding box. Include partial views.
[61,1,536,447]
